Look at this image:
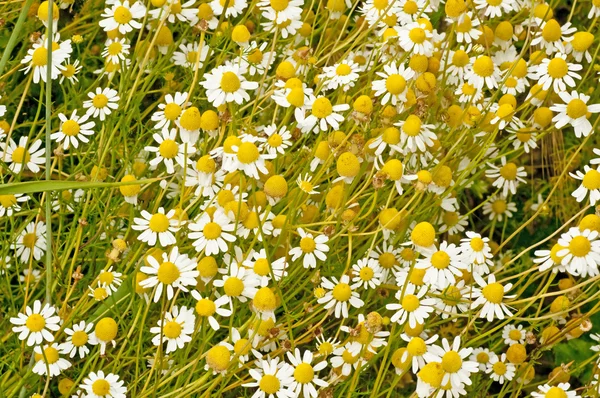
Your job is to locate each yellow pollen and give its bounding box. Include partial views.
[499,162,518,180]
[431,251,450,269]
[11,147,31,165]
[312,97,333,118]
[71,330,88,346]
[441,351,462,373]
[260,375,280,394]
[163,320,182,338]
[92,379,111,396]
[92,94,109,109]
[236,142,260,164]
[62,120,80,136]
[566,98,588,119]
[294,363,314,383]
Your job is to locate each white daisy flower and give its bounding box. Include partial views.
[469,347,498,371]
[531,53,582,92]
[471,273,515,321]
[433,281,472,319]
[242,356,295,398]
[242,249,288,287]
[486,353,515,384]
[210,0,247,17]
[2,136,45,173]
[239,42,277,76]
[551,90,600,138]
[295,96,349,134]
[102,37,130,64]
[485,157,527,196]
[400,333,439,373]
[372,61,415,106]
[32,343,71,377]
[395,114,437,153]
[60,320,94,359]
[0,193,29,217]
[415,241,466,290]
[150,306,196,353]
[80,370,127,398]
[10,300,60,346]
[259,124,292,156]
[151,92,190,131]
[502,324,526,345]
[13,221,47,263]
[398,21,434,56]
[557,227,600,277]
[533,243,568,273]
[317,274,364,318]
[330,341,363,376]
[213,261,259,304]
[387,284,436,328]
[20,35,71,84]
[145,128,195,174]
[99,0,146,34]
[83,87,120,121]
[191,291,232,330]
[482,195,517,222]
[202,63,258,107]
[286,348,328,398]
[474,0,516,18]
[450,12,482,44]
[428,336,479,388]
[465,55,501,90]
[289,228,329,269]
[52,110,95,150]
[148,0,198,24]
[530,19,576,55]
[140,245,199,302]
[319,60,361,92]
[172,41,210,69]
[532,383,579,398]
[188,209,236,255]
[571,165,600,205]
[351,257,383,290]
[132,207,179,247]
[257,0,302,24]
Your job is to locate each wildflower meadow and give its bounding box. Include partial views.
[3,0,600,396]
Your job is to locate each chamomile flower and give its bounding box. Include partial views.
[60,321,94,359]
[229,138,274,180]
[239,42,277,76]
[482,195,517,222]
[99,0,146,34]
[0,193,29,217]
[151,92,190,131]
[2,137,45,173]
[296,174,319,195]
[372,62,415,106]
[452,12,482,44]
[351,257,383,290]
[257,0,303,24]
[320,61,361,92]
[172,41,210,69]
[210,0,247,18]
[395,114,437,153]
[213,261,259,304]
[191,291,232,330]
[80,370,127,398]
[534,243,568,273]
[428,336,479,388]
[531,383,579,398]
[295,96,350,133]
[97,266,123,294]
[14,221,47,263]
[102,38,130,64]
[551,90,600,138]
[83,87,120,121]
[139,246,199,302]
[434,281,471,319]
[532,53,582,92]
[10,300,60,346]
[470,348,497,372]
[361,0,399,27]
[32,343,71,377]
[471,273,515,321]
[571,166,600,205]
[145,128,195,174]
[259,124,292,156]
[400,333,439,373]
[502,324,526,345]
[286,349,328,398]
[387,285,436,328]
[148,0,198,23]
[507,123,538,153]
[188,209,236,255]
[415,241,466,290]
[20,37,70,84]
[318,274,364,318]
[242,356,295,398]
[202,63,258,107]
[485,157,527,196]
[150,306,196,353]
[330,341,363,376]
[460,231,493,269]
[398,21,434,56]
[466,55,501,90]
[132,207,179,247]
[531,19,576,55]
[474,0,516,18]
[289,228,329,269]
[52,110,95,150]
[486,353,515,384]
[557,227,600,277]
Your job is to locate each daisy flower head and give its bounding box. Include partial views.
[60,320,94,359]
[398,21,434,56]
[351,257,383,290]
[330,341,363,376]
[228,137,275,180]
[13,221,47,263]
[372,61,415,106]
[243,355,295,397]
[148,0,199,24]
[295,95,350,134]
[482,195,517,222]
[556,227,600,277]
[80,370,127,398]
[531,19,576,55]
[188,209,236,255]
[320,60,361,92]
[486,353,515,384]
[243,249,288,287]
[150,306,196,353]
[191,291,232,330]
[415,241,466,290]
[145,128,195,174]
[452,12,482,44]
[289,228,329,269]
[485,157,527,196]
[532,53,582,92]
[32,343,71,377]
[428,336,479,389]
[20,36,70,84]
[102,37,130,64]
[172,41,210,69]
[257,0,302,24]
[531,382,579,398]
[151,92,190,132]
[460,231,493,269]
[571,165,600,205]
[132,207,179,247]
[239,42,277,76]
[386,284,436,328]
[99,0,146,34]
[210,0,247,18]
[286,348,328,398]
[0,193,29,217]
[589,0,600,18]
[469,347,498,372]
[502,324,526,345]
[213,261,259,304]
[434,281,472,319]
[533,243,568,273]
[395,114,437,153]
[52,110,95,150]
[471,273,515,321]
[466,55,500,90]
[400,333,439,373]
[10,300,60,346]
[139,246,199,302]
[259,124,292,156]
[507,123,538,153]
[202,63,258,107]
[317,274,365,318]
[361,0,400,27]
[474,0,516,18]
[551,90,600,138]
[2,136,45,174]
[83,87,120,121]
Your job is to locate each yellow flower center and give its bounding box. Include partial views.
[220,71,241,93]
[441,351,462,373]
[409,27,426,44]
[294,362,314,383]
[499,162,518,180]
[260,375,280,394]
[34,346,59,364]
[107,41,123,56]
[547,57,568,79]
[492,361,507,375]
[170,0,182,13]
[157,261,180,285]
[99,272,114,285]
[509,329,522,341]
[253,259,271,276]
[236,142,260,164]
[71,330,88,346]
[472,56,494,77]
[164,103,182,121]
[541,19,561,42]
[491,199,507,214]
[332,283,352,301]
[402,115,422,137]
[163,320,182,338]
[382,127,400,144]
[476,352,489,363]
[386,74,407,95]
[441,285,462,305]
[336,63,352,76]
[26,314,46,332]
[203,222,222,239]
[224,277,244,297]
[270,0,289,11]
[452,50,469,67]
[300,236,316,253]
[206,345,231,371]
[402,294,420,312]
[299,180,314,193]
[545,387,568,398]
[158,139,179,159]
[149,213,170,232]
[342,349,360,364]
[482,282,505,304]
[234,338,251,356]
[569,235,591,257]
[92,94,109,109]
[196,298,217,316]
[62,120,81,136]
[247,48,263,63]
[404,0,418,13]
[31,47,48,67]
[431,250,450,269]
[455,15,472,33]
[486,0,502,5]
[407,337,427,356]
[312,97,333,118]
[373,0,388,9]
[92,379,111,396]
[418,362,444,387]
[379,252,397,269]
[23,232,37,248]
[287,87,305,107]
[95,318,118,342]
[0,194,17,208]
[470,237,484,251]
[11,147,31,164]
[318,341,334,355]
[93,286,109,300]
[359,266,374,281]
[113,6,132,24]
[566,98,588,119]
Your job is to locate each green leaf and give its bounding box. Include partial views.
[553,338,594,378]
[0,179,158,195]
